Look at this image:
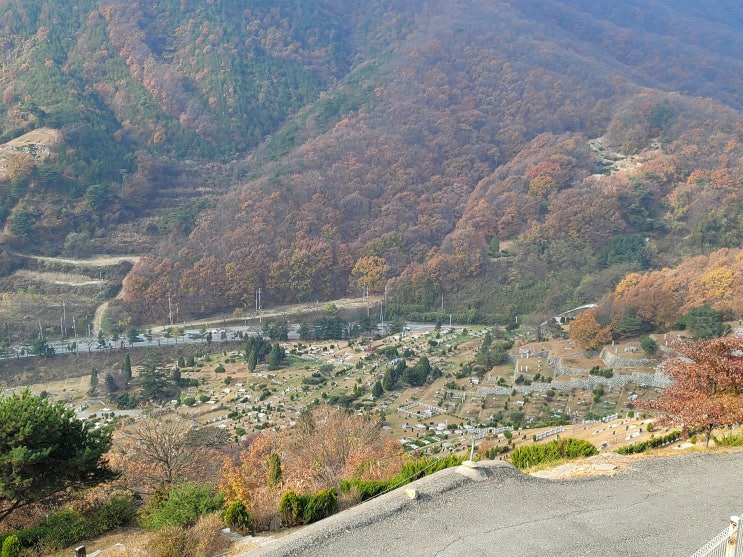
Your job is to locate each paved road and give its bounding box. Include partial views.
[247,451,743,557]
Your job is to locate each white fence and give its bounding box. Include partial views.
[691,515,742,557]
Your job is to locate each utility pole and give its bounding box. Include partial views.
[61,299,67,338]
[168,293,173,326]
[256,288,262,324]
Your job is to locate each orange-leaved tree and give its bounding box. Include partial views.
[569,308,613,351]
[221,407,404,530]
[642,337,743,446]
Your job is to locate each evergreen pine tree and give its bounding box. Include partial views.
[121,354,132,383]
[247,348,258,372]
[89,368,98,394]
[372,380,383,399]
[382,368,395,391]
[267,343,283,370]
[104,373,118,393]
[267,451,282,489]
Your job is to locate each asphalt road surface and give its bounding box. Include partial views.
[247,451,743,557]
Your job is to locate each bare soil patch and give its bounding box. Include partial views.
[0,127,61,180]
[14,269,104,287]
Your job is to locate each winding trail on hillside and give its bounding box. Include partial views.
[8,249,381,335]
[6,251,141,334]
[12,253,140,267]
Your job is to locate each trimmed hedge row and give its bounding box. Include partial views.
[509,438,598,469]
[615,431,681,454]
[278,488,338,526]
[340,454,465,502]
[275,455,464,529]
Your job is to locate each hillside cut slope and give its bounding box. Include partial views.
[1,1,743,327]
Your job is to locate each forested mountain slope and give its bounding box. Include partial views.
[1,0,743,327]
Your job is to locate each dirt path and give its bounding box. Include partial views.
[6,252,140,335]
[17,253,140,267]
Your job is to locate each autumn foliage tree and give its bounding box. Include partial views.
[642,337,743,446]
[569,308,613,351]
[221,407,404,530]
[350,256,387,293]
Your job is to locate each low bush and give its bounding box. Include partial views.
[302,488,337,524]
[223,500,252,535]
[146,525,195,557]
[145,513,232,557]
[615,431,681,454]
[1,534,22,557]
[140,481,225,530]
[340,454,464,503]
[485,445,509,458]
[90,490,136,535]
[713,433,743,446]
[278,488,338,526]
[509,438,597,469]
[18,509,90,552]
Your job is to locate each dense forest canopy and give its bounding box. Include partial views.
[1,0,743,328]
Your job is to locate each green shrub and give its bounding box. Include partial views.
[1,534,22,557]
[615,431,681,454]
[140,481,225,530]
[485,445,509,458]
[223,500,252,535]
[712,433,743,446]
[90,490,136,535]
[37,509,90,550]
[214,364,226,373]
[278,491,304,527]
[278,488,338,526]
[509,438,597,469]
[12,526,43,548]
[302,488,337,524]
[338,478,388,501]
[399,454,463,479]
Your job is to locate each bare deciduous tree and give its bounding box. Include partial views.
[111,412,217,495]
